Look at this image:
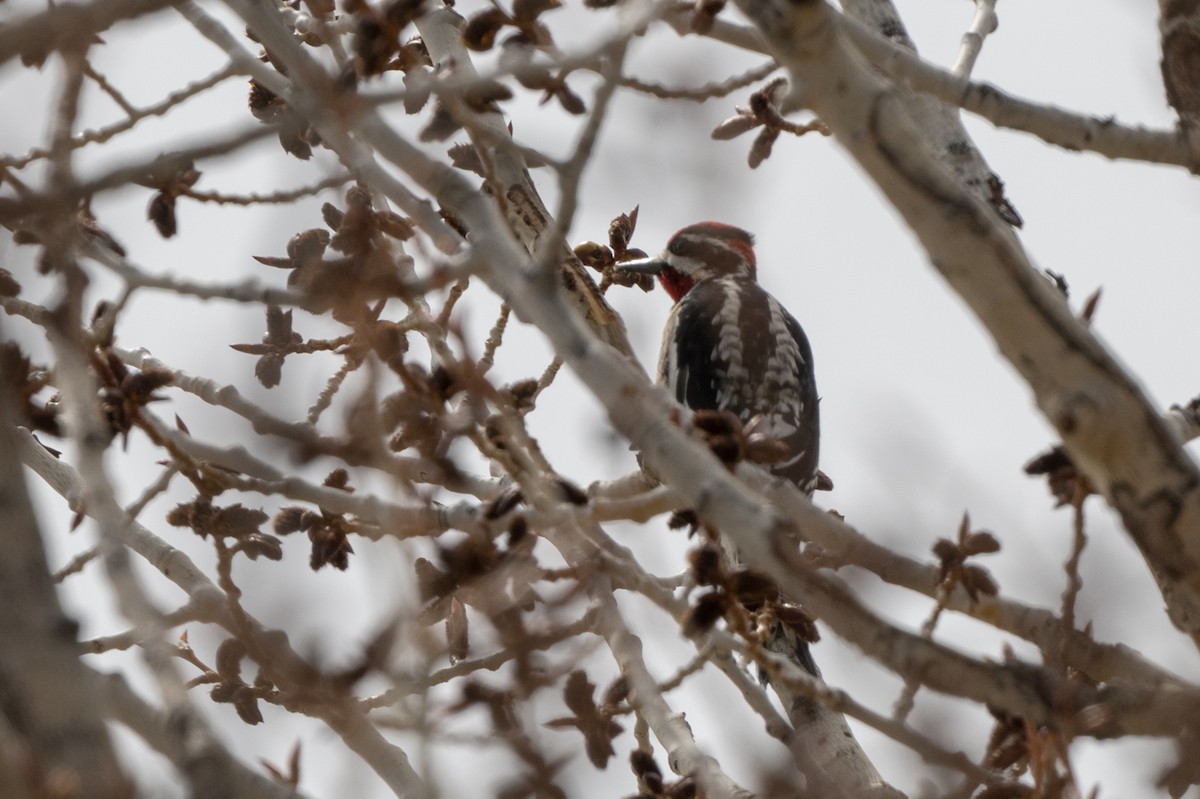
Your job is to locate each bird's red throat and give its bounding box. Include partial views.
[658,267,695,303]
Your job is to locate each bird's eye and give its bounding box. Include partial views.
[668,238,686,256]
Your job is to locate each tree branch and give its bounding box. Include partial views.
[736,0,1200,644]
[842,11,1197,169]
[0,338,131,797]
[952,0,999,79]
[90,667,311,799]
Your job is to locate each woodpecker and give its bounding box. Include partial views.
[622,224,882,785]
[622,221,822,677]
[620,221,820,496]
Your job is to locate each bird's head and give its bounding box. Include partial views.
[619,221,757,303]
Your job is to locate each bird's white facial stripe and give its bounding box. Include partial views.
[664,234,754,282]
[703,237,748,261]
[663,252,704,275]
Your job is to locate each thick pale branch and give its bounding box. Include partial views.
[16,428,225,606]
[597,458,1188,691]
[413,6,635,355]
[842,12,1197,169]
[839,0,1020,224]
[593,591,755,799]
[753,470,1192,691]
[737,0,1200,641]
[706,628,1006,791]
[684,2,1195,173]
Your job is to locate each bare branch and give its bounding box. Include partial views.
[952,0,999,79]
[91,668,315,799]
[0,0,173,69]
[0,346,130,798]
[842,11,1197,169]
[620,59,778,101]
[2,63,239,170]
[737,0,1200,644]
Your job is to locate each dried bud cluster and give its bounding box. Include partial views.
[273,470,358,571]
[630,748,697,798]
[248,75,322,160]
[687,408,793,473]
[681,539,818,649]
[168,497,284,561]
[462,0,559,52]
[136,160,201,238]
[711,77,829,167]
[250,185,414,324]
[77,339,175,446]
[208,637,270,725]
[1025,445,1092,508]
[544,670,624,768]
[575,207,653,291]
[230,305,303,389]
[933,512,1001,603]
[0,343,60,437]
[348,0,430,77]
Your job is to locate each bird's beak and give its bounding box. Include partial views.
[616,257,666,276]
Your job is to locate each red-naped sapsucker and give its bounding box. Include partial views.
[622,221,820,493]
[622,220,822,673]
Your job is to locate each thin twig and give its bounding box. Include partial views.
[182,173,353,205]
[536,41,629,274]
[3,63,239,169]
[477,303,510,376]
[892,584,952,722]
[619,59,777,101]
[307,349,366,424]
[87,241,305,307]
[83,59,138,116]
[361,613,598,709]
[112,344,499,497]
[1059,486,1089,663]
[952,0,999,79]
[532,357,563,405]
[657,651,707,693]
[435,276,471,330]
[124,462,179,519]
[53,545,102,583]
